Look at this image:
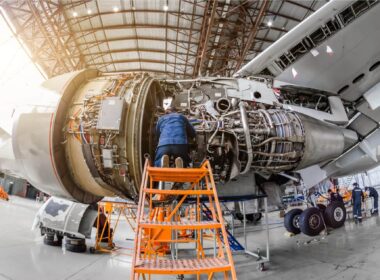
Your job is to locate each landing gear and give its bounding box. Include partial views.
[317,204,326,214]
[324,201,346,228]
[284,208,303,234]
[285,202,347,236]
[299,207,324,236]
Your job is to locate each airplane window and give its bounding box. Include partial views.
[369,61,380,71]
[337,85,349,94]
[352,73,364,84]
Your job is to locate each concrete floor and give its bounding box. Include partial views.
[1,196,380,280]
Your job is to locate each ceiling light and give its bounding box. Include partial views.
[267,20,273,27]
[72,11,78,17]
[310,49,319,57]
[291,67,298,78]
[163,5,169,11]
[87,9,92,15]
[113,6,119,12]
[326,45,334,55]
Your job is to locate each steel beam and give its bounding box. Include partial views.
[234,0,270,72]
[192,0,218,77]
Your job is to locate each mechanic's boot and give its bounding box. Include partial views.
[354,218,358,224]
[359,218,363,223]
[175,157,183,168]
[161,154,169,168]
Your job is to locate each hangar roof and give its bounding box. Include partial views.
[0,0,326,79]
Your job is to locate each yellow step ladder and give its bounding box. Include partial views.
[131,159,237,279]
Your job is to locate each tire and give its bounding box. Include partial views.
[324,201,346,228]
[43,233,62,246]
[65,237,87,253]
[317,204,326,214]
[235,213,262,223]
[284,208,303,234]
[65,243,87,253]
[235,212,243,221]
[246,213,262,223]
[299,207,324,236]
[253,213,262,222]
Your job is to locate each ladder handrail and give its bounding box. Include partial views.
[131,159,237,279]
[130,158,150,280]
[205,160,238,279]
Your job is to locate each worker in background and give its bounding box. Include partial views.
[365,186,379,215]
[154,106,196,168]
[352,183,365,223]
[328,189,343,203]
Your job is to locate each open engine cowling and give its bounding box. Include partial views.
[0,70,357,203]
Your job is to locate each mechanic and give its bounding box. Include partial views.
[154,106,196,168]
[352,183,365,223]
[365,186,379,215]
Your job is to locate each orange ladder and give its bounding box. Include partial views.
[0,186,9,201]
[131,159,237,279]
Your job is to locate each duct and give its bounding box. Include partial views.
[364,82,380,110]
[239,102,253,174]
[323,129,380,178]
[283,96,348,125]
[297,114,350,169]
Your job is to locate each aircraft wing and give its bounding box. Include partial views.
[236,0,380,180]
[236,0,380,103]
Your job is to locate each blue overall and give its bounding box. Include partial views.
[367,187,379,212]
[352,186,364,219]
[154,113,196,167]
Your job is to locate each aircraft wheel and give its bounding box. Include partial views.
[284,208,303,234]
[324,201,346,228]
[299,207,324,236]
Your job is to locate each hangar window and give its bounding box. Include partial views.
[369,61,380,72]
[337,85,349,94]
[352,73,365,84]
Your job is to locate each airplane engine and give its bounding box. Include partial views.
[0,69,164,203]
[170,78,357,183]
[0,69,357,204]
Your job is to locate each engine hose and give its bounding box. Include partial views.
[239,102,253,174]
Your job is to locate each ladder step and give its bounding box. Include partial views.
[147,166,209,182]
[139,220,222,230]
[144,189,213,195]
[134,257,231,275]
